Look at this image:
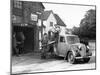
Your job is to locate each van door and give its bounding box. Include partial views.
[57,36,67,56]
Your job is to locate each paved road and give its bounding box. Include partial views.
[12,41,96,74]
[12,51,96,74]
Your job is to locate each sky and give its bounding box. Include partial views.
[43,3,95,28]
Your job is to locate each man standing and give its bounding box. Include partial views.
[13,32,19,56]
[16,32,25,55]
[41,33,49,59]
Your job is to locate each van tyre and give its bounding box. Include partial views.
[68,51,76,64]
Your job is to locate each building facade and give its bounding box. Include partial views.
[54,14,66,35]
[11,0,45,53]
[41,10,66,36]
[41,10,57,34]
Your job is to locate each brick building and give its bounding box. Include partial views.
[11,0,45,53]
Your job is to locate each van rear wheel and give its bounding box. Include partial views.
[68,51,76,64]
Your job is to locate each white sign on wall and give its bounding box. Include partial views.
[12,15,22,23]
[31,13,38,21]
[12,15,16,21]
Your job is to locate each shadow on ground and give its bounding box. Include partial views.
[12,52,65,66]
[12,50,96,66]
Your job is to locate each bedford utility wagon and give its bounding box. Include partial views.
[53,34,92,64]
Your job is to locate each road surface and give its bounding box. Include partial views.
[12,51,96,74]
[12,41,96,74]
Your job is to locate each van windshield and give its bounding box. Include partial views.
[67,36,80,44]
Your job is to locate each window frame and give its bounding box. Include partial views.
[14,0,22,9]
[60,36,65,43]
[50,22,53,27]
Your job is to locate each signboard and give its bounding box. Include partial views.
[12,15,16,21]
[31,13,38,21]
[12,15,22,23]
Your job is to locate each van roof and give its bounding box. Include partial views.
[59,34,78,37]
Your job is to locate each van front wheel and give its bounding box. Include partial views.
[68,51,76,64]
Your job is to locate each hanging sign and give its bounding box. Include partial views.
[31,13,38,21]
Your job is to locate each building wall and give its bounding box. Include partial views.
[59,26,66,35]
[12,0,45,53]
[22,1,44,24]
[12,0,44,24]
[42,12,66,35]
[22,2,44,52]
[12,15,22,23]
[11,0,23,23]
[43,12,57,34]
[38,19,42,40]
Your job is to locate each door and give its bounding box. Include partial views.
[23,27,34,52]
[57,36,67,56]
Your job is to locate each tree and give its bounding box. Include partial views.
[80,9,96,38]
[72,9,96,39]
[72,26,80,35]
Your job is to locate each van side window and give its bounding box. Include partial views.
[60,36,65,42]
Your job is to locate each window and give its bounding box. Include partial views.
[50,22,53,26]
[67,36,80,44]
[14,0,22,9]
[60,36,65,42]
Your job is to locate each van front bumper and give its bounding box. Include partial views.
[75,56,92,59]
[75,52,92,59]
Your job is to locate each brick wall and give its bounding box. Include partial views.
[12,1,45,53]
[22,1,44,24]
